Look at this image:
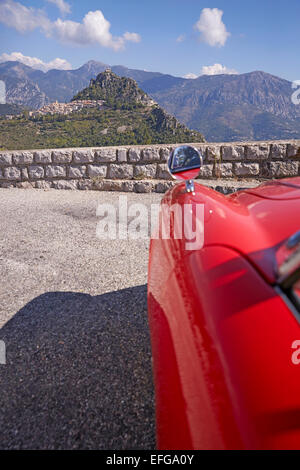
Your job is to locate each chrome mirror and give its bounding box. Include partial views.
[168,145,203,193]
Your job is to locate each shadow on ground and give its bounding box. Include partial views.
[0,285,155,449]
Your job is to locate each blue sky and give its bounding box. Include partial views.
[0,0,299,81]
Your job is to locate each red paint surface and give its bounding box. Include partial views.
[148,178,300,449]
[171,168,200,181]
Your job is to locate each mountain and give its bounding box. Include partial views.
[0,60,163,105]
[0,70,204,150]
[1,59,300,141]
[147,71,300,141]
[0,61,49,108]
[32,60,110,102]
[111,65,184,94]
[73,68,155,106]
[0,103,27,116]
[0,60,109,107]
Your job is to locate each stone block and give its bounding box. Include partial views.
[246,144,269,160]
[117,148,127,162]
[157,164,172,180]
[234,162,260,176]
[269,161,298,177]
[4,167,21,180]
[13,151,33,165]
[222,145,245,161]
[128,148,141,162]
[46,165,66,178]
[0,153,12,165]
[34,150,52,164]
[270,143,287,159]
[73,149,94,163]
[95,148,116,162]
[51,180,78,190]
[142,147,160,162]
[29,166,44,179]
[134,164,157,179]
[108,164,133,179]
[88,165,107,178]
[217,163,233,177]
[287,143,300,158]
[198,164,213,178]
[68,165,87,178]
[206,146,221,162]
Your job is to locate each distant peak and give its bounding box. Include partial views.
[94,69,130,83]
[79,60,109,71]
[86,60,106,66]
[73,69,155,107]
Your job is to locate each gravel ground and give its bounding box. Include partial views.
[0,188,162,449]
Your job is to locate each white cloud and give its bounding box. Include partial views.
[53,11,140,50]
[0,0,51,34]
[53,11,112,49]
[176,34,185,43]
[0,2,141,51]
[123,32,141,43]
[46,0,71,15]
[183,73,198,79]
[201,64,238,75]
[195,8,230,47]
[0,51,72,71]
[184,64,238,79]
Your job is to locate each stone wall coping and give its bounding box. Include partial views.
[1,141,300,192]
[1,140,299,154]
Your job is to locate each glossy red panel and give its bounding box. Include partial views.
[148,177,300,449]
[171,168,200,181]
[245,179,300,200]
[163,181,300,283]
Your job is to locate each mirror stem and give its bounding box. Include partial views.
[185,179,195,193]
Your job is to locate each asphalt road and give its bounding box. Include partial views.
[0,188,162,449]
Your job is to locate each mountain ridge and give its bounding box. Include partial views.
[0,60,299,141]
[0,69,204,150]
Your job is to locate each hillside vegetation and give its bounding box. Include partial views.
[2,60,300,142]
[0,70,204,150]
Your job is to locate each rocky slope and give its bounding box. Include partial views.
[1,60,300,141]
[147,71,300,141]
[0,70,204,150]
[0,61,49,108]
[73,68,155,107]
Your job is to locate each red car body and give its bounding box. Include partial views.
[147,177,300,450]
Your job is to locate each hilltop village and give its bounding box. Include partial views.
[29,99,105,117]
[4,99,105,119]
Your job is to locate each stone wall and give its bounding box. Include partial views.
[0,140,300,193]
